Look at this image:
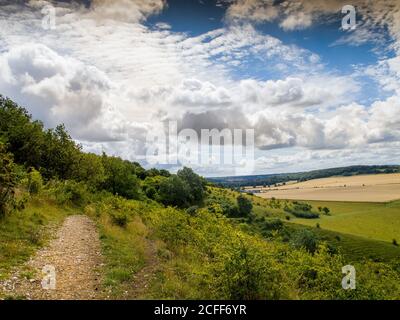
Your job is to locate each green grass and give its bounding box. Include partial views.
[285,222,400,263]
[84,202,148,299]
[210,187,400,263]
[0,197,72,281]
[291,200,400,243]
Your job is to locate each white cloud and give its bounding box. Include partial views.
[0,43,125,142]
[0,0,399,175]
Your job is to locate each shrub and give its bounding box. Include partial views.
[52,180,90,207]
[393,239,398,246]
[109,211,128,227]
[27,168,43,195]
[284,202,319,219]
[262,219,283,232]
[237,195,253,217]
[322,207,330,215]
[213,239,286,299]
[186,205,199,216]
[291,229,319,254]
[0,143,18,217]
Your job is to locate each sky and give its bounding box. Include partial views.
[0,0,399,177]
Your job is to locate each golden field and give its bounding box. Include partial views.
[255,173,400,202]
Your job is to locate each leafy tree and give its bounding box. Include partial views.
[102,155,141,199]
[73,153,105,189]
[0,143,18,216]
[237,195,253,217]
[158,175,191,208]
[41,125,81,180]
[0,95,45,169]
[132,162,147,180]
[322,207,330,215]
[177,167,206,204]
[142,175,167,200]
[159,169,171,177]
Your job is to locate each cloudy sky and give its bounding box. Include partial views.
[0,0,399,177]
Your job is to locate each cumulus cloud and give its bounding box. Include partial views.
[0,0,399,175]
[225,0,400,37]
[0,43,121,141]
[89,0,165,23]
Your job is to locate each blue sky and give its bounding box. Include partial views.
[0,0,399,176]
[146,0,392,106]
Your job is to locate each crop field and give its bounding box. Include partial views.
[255,173,400,202]
[290,200,400,243]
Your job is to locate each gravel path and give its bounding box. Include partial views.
[1,215,104,300]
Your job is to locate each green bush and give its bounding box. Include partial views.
[109,211,129,227]
[27,168,43,195]
[237,195,253,217]
[52,180,90,207]
[0,143,18,217]
[284,202,319,219]
[291,229,319,254]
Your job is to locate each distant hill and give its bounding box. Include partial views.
[207,165,400,188]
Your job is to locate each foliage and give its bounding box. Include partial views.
[101,155,141,199]
[0,143,18,217]
[284,201,320,219]
[72,153,106,190]
[27,168,43,195]
[237,195,253,217]
[51,180,90,207]
[177,167,206,204]
[290,229,319,254]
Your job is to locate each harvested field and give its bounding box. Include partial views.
[256,173,400,202]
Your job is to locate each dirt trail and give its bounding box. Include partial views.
[2,215,104,300]
[130,238,159,299]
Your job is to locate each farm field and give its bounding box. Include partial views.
[285,222,400,263]
[289,200,400,243]
[256,173,400,202]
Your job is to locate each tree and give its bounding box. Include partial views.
[102,155,141,199]
[72,153,105,190]
[177,167,206,204]
[41,125,81,180]
[322,207,330,215]
[142,175,167,200]
[0,143,18,216]
[237,195,253,217]
[158,175,191,208]
[0,95,45,169]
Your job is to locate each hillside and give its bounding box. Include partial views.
[1,95,400,300]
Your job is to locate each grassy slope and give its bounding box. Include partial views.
[0,191,399,299]
[210,187,400,263]
[291,200,400,243]
[0,197,72,281]
[285,222,400,263]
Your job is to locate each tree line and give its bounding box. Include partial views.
[0,95,206,215]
